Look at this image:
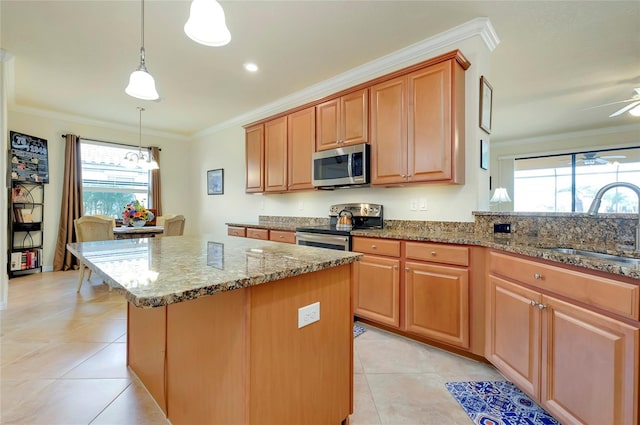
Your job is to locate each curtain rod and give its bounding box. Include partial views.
[60,134,161,151]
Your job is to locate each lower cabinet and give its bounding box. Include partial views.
[487,251,639,425]
[352,236,471,350]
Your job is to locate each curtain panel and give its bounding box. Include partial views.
[53,134,83,271]
[150,146,162,216]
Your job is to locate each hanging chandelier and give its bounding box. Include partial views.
[125,0,159,100]
[124,107,159,170]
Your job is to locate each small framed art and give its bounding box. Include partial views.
[479,76,493,134]
[480,139,489,170]
[207,169,224,195]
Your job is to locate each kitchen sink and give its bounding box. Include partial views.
[545,247,640,265]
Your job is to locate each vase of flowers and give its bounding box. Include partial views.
[122,200,154,227]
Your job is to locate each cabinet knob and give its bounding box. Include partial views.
[279,235,283,238]
[393,265,399,270]
[533,273,542,280]
[371,245,377,249]
[537,303,547,310]
[530,300,538,307]
[431,251,437,256]
[405,267,410,271]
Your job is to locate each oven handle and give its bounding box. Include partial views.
[295,232,349,244]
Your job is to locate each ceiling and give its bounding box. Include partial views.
[1,1,639,143]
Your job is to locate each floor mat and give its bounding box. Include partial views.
[353,323,366,338]
[445,381,560,425]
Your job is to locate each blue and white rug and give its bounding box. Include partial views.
[446,381,560,425]
[353,323,366,338]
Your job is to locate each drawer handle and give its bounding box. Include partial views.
[537,303,547,310]
[279,235,283,238]
[405,267,410,271]
[371,245,377,249]
[533,273,542,280]
[431,251,437,256]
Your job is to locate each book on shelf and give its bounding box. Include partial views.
[10,252,22,271]
[10,249,41,271]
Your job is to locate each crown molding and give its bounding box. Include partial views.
[195,17,500,139]
[10,104,191,142]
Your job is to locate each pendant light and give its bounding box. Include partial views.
[184,0,231,47]
[124,107,159,170]
[125,0,159,100]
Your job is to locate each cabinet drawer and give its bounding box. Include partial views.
[227,226,246,237]
[489,251,639,320]
[246,228,269,240]
[352,237,401,257]
[405,242,469,266]
[269,230,296,244]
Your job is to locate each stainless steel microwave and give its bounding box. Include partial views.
[312,143,370,188]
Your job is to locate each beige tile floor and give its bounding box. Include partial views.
[1,271,502,424]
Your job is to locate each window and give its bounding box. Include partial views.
[80,140,150,218]
[514,147,640,212]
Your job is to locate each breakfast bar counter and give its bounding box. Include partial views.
[67,236,361,425]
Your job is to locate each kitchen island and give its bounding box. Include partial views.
[67,235,361,425]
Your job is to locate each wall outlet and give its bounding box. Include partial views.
[298,302,320,328]
[419,198,427,211]
[410,199,418,211]
[494,223,511,233]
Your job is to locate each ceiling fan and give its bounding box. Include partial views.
[579,152,626,165]
[604,88,640,117]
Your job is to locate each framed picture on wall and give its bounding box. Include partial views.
[207,169,224,195]
[480,139,489,170]
[479,76,493,134]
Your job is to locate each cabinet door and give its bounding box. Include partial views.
[404,261,469,348]
[541,295,638,425]
[287,107,315,191]
[370,76,407,185]
[486,276,541,398]
[407,61,452,182]
[340,88,368,146]
[315,98,340,151]
[245,124,264,193]
[353,254,400,327]
[264,117,287,192]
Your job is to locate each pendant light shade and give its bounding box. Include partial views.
[490,187,512,203]
[126,0,160,100]
[184,0,231,47]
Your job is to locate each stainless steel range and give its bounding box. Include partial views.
[295,203,383,251]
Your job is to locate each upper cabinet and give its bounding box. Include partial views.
[370,58,467,185]
[287,107,315,191]
[245,124,264,193]
[316,88,368,151]
[264,116,288,192]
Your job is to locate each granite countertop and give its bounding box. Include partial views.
[226,222,640,280]
[67,235,361,308]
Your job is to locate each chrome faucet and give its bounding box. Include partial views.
[587,182,640,253]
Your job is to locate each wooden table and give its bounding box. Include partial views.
[113,225,164,239]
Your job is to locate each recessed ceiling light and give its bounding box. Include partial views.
[244,63,259,72]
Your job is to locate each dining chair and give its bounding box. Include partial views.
[163,215,185,236]
[93,214,116,228]
[74,215,114,293]
[156,214,177,227]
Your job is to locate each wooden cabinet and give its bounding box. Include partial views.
[264,117,288,192]
[316,88,368,151]
[353,237,471,350]
[245,124,264,193]
[268,230,296,244]
[370,58,466,185]
[405,261,469,348]
[487,250,639,425]
[287,107,315,190]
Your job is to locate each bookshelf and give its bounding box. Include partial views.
[8,181,44,277]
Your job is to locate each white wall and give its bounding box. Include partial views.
[194,36,493,240]
[1,52,10,308]
[490,124,640,211]
[7,109,193,269]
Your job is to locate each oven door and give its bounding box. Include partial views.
[295,232,350,251]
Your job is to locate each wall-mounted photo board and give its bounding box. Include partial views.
[9,131,49,183]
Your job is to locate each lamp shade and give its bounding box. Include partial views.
[490,187,512,203]
[125,69,159,101]
[184,0,231,47]
[630,104,640,117]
